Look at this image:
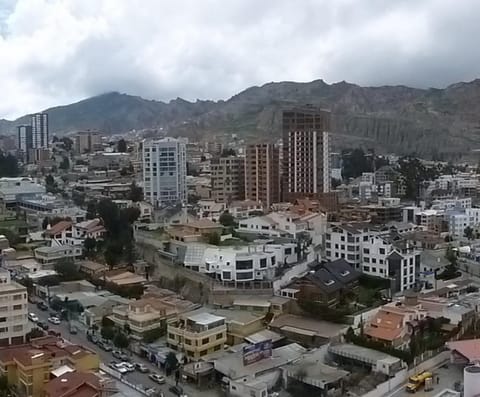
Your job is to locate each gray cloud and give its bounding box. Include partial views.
[0,0,479,118]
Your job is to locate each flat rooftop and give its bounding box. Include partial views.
[328,343,401,365]
[187,312,225,325]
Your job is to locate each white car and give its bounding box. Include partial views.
[120,362,135,372]
[48,317,60,325]
[28,313,39,322]
[110,362,128,374]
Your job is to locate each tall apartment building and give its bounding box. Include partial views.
[73,131,102,154]
[282,107,331,201]
[31,113,49,149]
[245,143,280,209]
[0,269,28,345]
[17,125,33,161]
[143,138,187,207]
[211,156,245,203]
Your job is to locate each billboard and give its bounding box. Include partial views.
[243,339,272,366]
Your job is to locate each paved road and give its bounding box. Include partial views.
[28,303,218,397]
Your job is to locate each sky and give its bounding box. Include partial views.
[1,0,480,119]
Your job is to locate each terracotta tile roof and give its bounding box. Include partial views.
[46,221,73,236]
[46,372,100,397]
[364,309,405,342]
[447,339,480,363]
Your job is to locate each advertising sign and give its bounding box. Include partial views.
[242,339,272,366]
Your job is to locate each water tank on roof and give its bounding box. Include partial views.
[464,364,480,397]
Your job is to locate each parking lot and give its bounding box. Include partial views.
[28,302,221,397]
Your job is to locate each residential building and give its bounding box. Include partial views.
[228,200,263,219]
[280,259,360,306]
[31,113,49,149]
[326,224,420,291]
[245,143,280,208]
[45,372,116,397]
[211,155,245,203]
[0,269,28,345]
[167,311,227,360]
[0,336,99,397]
[34,245,80,265]
[446,207,480,237]
[282,107,331,201]
[142,138,187,207]
[17,125,33,162]
[197,199,226,222]
[238,210,326,241]
[167,219,223,243]
[414,209,447,233]
[73,131,102,154]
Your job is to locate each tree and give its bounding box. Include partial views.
[42,217,50,230]
[331,178,342,189]
[83,237,97,258]
[117,139,127,153]
[61,137,73,151]
[142,327,164,343]
[221,148,236,157]
[165,352,178,375]
[54,259,81,281]
[121,207,140,224]
[464,226,474,240]
[72,191,85,207]
[59,156,70,170]
[128,182,143,202]
[86,200,97,220]
[0,151,20,177]
[45,174,55,190]
[206,232,220,245]
[101,326,115,340]
[113,331,130,349]
[219,211,235,227]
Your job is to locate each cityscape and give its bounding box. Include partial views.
[1,2,480,397]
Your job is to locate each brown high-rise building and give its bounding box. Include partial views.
[211,156,245,203]
[245,143,280,209]
[282,107,331,201]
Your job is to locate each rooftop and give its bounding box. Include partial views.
[270,314,347,338]
[447,339,480,363]
[187,311,225,325]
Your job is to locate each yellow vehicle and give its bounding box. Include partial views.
[406,371,433,393]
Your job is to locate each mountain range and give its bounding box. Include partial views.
[2,78,480,158]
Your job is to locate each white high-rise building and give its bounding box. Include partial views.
[31,113,49,148]
[142,138,187,207]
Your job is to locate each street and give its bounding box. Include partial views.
[27,303,219,397]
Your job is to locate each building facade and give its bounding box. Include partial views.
[245,143,280,209]
[31,113,49,149]
[167,311,227,360]
[211,155,245,203]
[143,138,187,207]
[17,125,33,161]
[73,131,102,154]
[282,108,331,200]
[0,270,28,346]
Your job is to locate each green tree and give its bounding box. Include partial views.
[61,137,74,151]
[219,211,235,227]
[42,217,50,229]
[26,328,45,341]
[113,331,130,349]
[464,226,474,240]
[128,182,143,202]
[221,148,236,156]
[54,259,81,281]
[45,174,56,193]
[206,232,221,245]
[0,151,20,177]
[101,326,115,340]
[83,237,97,258]
[60,156,70,170]
[117,139,127,153]
[165,352,178,375]
[86,200,97,220]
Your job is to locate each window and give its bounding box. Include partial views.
[184,339,192,345]
[236,260,253,270]
[13,325,22,332]
[13,304,22,311]
[341,236,345,242]
[214,344,221,351]
[341,245,345,250]
[168,333,175,340]
[371,267,377,273]
[0,307,7,312]
[202,337,209,345]
[271,257,276,266]
[260,258,267,268]
[372,258,376,264]
[13,294,22,301]
[284,248,292,255]
[237,272,253,280]
[379,248,385,255]
[363,248,370,254]
[216,333,223,340]
[0,318,6,323]
[200,350,208,356]
[364,257,370,263]
[363,266,370,272]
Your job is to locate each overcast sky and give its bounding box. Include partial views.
[0,0,479,119]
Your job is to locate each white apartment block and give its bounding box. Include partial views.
[197,200,226,222]
[447,208,480,237]
[325,224,419,291]
[431,197,472,210]
[181,243,298,283]
[0,270,28,345]
[31,113,49,149]
[143,138,187,207]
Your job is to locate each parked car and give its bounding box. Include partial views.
[169,385,187,397]
[69,326,78,335]
[48,329,61,337]
[87,334,98,344]
[112,350,122,359]
[28,313,39,322]
[48,317,61,325]
[27,295,37,304]
[149,374,166,384]
[37,301,48,311]
[120,362,135,372]
[100,342,113,352]
[36,321,49,330]
[135,363,149,373]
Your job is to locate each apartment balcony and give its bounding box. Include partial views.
[167,324,227,341]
